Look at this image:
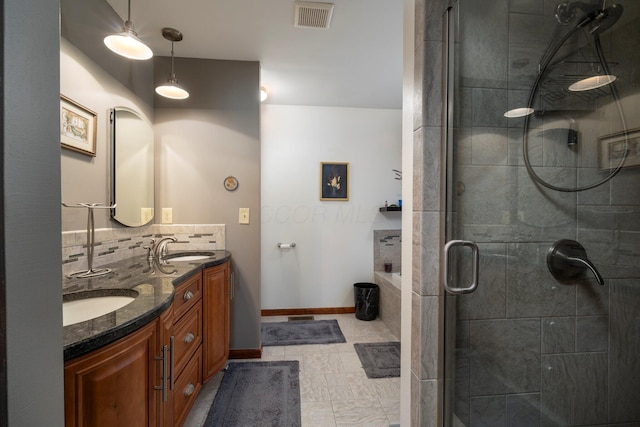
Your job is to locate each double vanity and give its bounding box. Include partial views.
[63,250,232,427]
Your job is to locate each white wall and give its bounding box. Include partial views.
[261,105,402,309]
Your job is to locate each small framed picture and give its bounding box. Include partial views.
[598,127,640,171]
[60,95,97,156]
[320,162,349,201]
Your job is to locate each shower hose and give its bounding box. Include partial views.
[522,9,629,192]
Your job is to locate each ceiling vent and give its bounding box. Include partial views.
[294,1,334,29]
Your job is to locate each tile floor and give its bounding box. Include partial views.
[184,313,400,427]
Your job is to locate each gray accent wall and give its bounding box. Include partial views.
[4,0,65,425]
[154,57,261,351]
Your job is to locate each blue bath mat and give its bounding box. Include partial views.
[261,319,346,346]
[354,341,401,378]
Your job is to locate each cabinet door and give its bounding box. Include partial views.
[203,261,230,381]
[64,320,161,427]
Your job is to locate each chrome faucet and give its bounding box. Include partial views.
[155,237,177,260]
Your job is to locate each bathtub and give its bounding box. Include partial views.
[373,271,401,339]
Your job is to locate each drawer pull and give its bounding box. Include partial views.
[184,332,195,344]
[183,290,194,301]
[184,383,195,397]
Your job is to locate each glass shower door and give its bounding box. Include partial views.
[443,1,640,426]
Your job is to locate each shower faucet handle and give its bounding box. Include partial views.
[547,239,604,286]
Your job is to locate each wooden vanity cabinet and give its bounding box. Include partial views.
[203,260,231,381]
[64,259,231,427]
[64,319,162,427]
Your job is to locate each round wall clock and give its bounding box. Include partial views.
[223,176,239,191]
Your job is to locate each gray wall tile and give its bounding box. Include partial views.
[609,279,640,423]
[542,317,575,354]
[507,243,577,318]
[470,395,506,427]
[506,394,542,427]
[576,316,609,352]
[541,353,608,426]
[470,319,541,395]
[458,243,507,320]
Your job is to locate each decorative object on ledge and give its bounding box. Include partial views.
[379,206,401,212]
[62,202,117,278]
[320,162,349,201]
[60,95,97,156]
[223,176,239,191]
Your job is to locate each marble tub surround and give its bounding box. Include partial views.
[62,224,225,277]
[374,272,402,339]
[63,250,231,361]
[374,229,401,273]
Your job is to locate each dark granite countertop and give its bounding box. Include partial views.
[63,250,231,361]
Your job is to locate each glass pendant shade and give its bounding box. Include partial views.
[155,28,189,100]
[569,74,617,92]
[103,0,152,60]
[104,23,153,60]
[504,107,535,118]
[155,76,189,99]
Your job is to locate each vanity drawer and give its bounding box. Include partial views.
[173,302,202,376]
[173,273,202,321]
[173,347,202,427]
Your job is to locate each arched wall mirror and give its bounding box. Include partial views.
[110,107,154,227]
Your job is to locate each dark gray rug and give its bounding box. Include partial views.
[204,361,301,426]
[354,342,401,378]
[261,319,346,346]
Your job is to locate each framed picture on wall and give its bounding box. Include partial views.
[60,95,97,156]
[598,127,640,171]
[320,162,349,201]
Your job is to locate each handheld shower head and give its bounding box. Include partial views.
[588,4,624,35]
[556,1,624,35]
[555,1,601,24]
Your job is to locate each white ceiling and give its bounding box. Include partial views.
[107,0,403,109]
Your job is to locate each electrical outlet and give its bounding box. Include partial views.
[239,208,250,224]
[141,208,153,224]
[162,208,173,224]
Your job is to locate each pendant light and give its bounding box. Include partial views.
[155,28,189,100]
[568,74,617,92]
[103,0,153,60]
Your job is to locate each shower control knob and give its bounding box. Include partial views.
[547,239,604,286]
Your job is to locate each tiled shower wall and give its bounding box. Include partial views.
[448,1,640,426]
[61,224,225,277]
[374,229,402,272]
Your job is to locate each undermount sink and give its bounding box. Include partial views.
[163,251,216,262]
[63,290,138,326]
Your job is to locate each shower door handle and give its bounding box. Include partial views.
[444,240,480,294]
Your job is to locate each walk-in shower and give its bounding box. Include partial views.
[442,0,639,425]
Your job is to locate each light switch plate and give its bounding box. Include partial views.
[162,208,173,224]
[239,208,250,224]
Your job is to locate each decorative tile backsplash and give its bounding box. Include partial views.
[374,229,401,273]
[62,224,225,277]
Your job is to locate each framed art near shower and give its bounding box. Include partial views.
[598,127,640,170]
[60,95,97,156]
[320,162,349,201]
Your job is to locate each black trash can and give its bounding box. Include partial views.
[354,283,380,321]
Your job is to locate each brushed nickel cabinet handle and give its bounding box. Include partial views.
[183,290,194,301]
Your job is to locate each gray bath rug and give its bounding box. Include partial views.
[204,361,301,427]
[261,319,346,346]
[354,341,401,378]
